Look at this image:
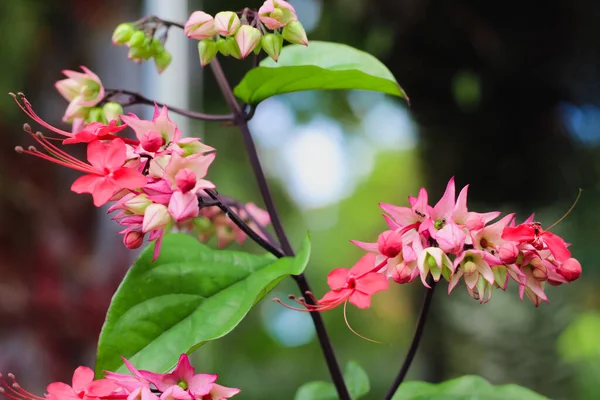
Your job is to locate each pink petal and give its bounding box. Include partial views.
[112,167,147,190]
[327,268,350,290]
[355,272,389,295]
[168,191,199,221]
[188,373,218,397]
[349,253,378,276]
[318,289,349,305]
[432,177,455,218]
[349,240,378,253]
[72,366,94,391]
[464,271,479,289]
[172,354,196,382]
[85,379,119,397]
[209,383,241,399]
[542,231,571,262]
[349,291,371,309]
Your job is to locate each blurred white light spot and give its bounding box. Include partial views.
[347,90,386,118]
[249,98,295,148]
[346,136,376,181]
[362,100,417,150]
[282,117,346,209]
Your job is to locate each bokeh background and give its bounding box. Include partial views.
[1,0,600,398]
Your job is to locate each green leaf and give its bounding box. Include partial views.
[344,361,370,399]
[392,375,549,400]
[294,361,371,400]
[95,233,310,376]
[295,382,338,400]
[233,41,407,105]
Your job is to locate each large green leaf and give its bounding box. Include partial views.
[95,233,310,376]
[233,41,407,105]
[294,361,371,400]
[392,375,549,400]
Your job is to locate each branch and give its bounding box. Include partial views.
[104,89,234,122]
[208,56,352,400]
[384,278,437,400]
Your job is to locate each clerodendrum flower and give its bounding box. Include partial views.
[283,177,582,312]
[0,354,240,400]
[12,67,271,260]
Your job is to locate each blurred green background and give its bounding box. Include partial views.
[1,0,600,399]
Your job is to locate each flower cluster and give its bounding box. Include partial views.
[12,68,270,260]
[112,20,173,72]
[54,67,123,133]
[290,178,582,310]
[185,1,308,66]
[0,354,239,400]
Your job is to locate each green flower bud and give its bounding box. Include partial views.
[127,30,146,48]
[112,23,135,45]
[128,45,152,62]
[87,107,106,124]
[216,37,230,56]
[225,36,242,59]
[198,39,218,67]
[150,38,164,55]
[102,102,123,123]
[282,20,308,46]
[154,50,173,73]
[261,33,283,61]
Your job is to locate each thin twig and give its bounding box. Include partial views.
[104,89,234,122]
[384,278,437,400]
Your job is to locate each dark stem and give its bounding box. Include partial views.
[208,57,351,400]
[104,89,234,122]
[203,189,284,257]
[384,278,437,400]
[136,15,185,30]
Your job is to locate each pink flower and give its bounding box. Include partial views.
[70,139,147,206]
[105,357,152,393]
[502,221,571,262]
[120,105,183,150]
[449,250,496,293]
[258,0,298,30]
[46,366,119,400]
[184,11,216,40]
[139,354,217,398]
[306,253,389,311]
[55,66,105,123]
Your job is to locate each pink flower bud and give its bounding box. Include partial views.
[497,242,519,264]
[235,25,262,59]
[184,11,216,40]
[168,191,200,222]
[142,203,172,232]
[557,257,582,282]
[530,258,548,281]
[214,11,240,36]
[258,0,298,30]
[175,168,197,193]
[140,130,165,153]
[435,223,466,255]
[391,262,412,284]
[377,230,403,258]
[123,230,145,249]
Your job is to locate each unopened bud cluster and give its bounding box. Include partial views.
[185,0,308,67]
[112,22,173,73]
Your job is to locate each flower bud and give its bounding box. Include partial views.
[198,39,218,67]
[112,23,135,45]
[168,191,199,222]
[123,230,145,249]
[235,25,262,59]
[154,50,173,73]
[125,194,152,214]
[557,258,582,282]
[497,242,519,264]
[128,30,146,48]
[216,37,229,56]
[87,107,105,124]
[143,203,172,233]
[184,11,216,40]
[282,20,308,46]
[150,38,164,55]
[377,230,403,258]
[529,258,548,281]
[258,0,298,30]
[102,102,123,123]
[391,262,412,284]
[214,11,240,36]
[128,45,153,62]
[224,36,242,59]
[175,168,197,193]
[140,130,165,153]
[261,33,283,61]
